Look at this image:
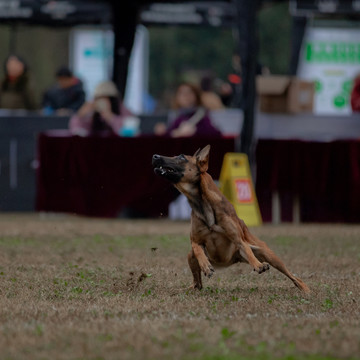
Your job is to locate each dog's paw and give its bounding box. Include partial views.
[255,262,270,274]
[189,282,202,291]
[202,264,215,278]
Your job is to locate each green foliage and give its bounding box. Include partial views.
[149,3,292,101]
[220,327,236,341]
[268,293,279,304]
[322,298,334,311]
[149,26,234,98]
[258,3,291,74]
[34,324,44,337]
[97,333,113,342]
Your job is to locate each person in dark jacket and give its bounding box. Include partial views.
[42,67,85,115]
[0,55,37,110]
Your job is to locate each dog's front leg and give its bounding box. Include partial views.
[187,250,203,290]
[191,241,214,278]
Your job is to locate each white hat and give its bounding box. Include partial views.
[94,81,119,98]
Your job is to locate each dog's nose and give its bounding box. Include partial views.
[152,154,161,161]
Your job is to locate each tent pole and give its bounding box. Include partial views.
[289,16,307,75]
[111,2,138,98]
[235,0,258,159]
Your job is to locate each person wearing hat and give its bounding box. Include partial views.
[69,81,132,136]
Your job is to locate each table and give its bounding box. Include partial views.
[256,139,360,223]
[256,112,360,141]
[36,132,236,217]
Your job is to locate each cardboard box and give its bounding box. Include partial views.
[256,76,314,113]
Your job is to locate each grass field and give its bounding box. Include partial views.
[0,214,359,360]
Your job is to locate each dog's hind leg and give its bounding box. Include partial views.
[217,218,269,273]
[240,224,309,292]
[187,250,203,290]
[251,245,310,293]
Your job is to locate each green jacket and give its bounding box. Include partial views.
[0,78,37,110]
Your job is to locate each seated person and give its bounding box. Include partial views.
[154,82,222,138]
[200,75,225,111]
[69,81,132,136]
[0,54,37,110]
[42,67,85,115]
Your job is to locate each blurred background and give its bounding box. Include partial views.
[0,1,292,111]
[0,0,360,223]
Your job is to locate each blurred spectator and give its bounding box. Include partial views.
[42,67,85,115]
[69,81,132,136]
[351,74,360,112]
[224,53,243,108]
[218,80,234,107]
[154,82,222,138]
[200,75,224,111]
[0,55,37,110]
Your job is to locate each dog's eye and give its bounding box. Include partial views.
[178,154,186,161]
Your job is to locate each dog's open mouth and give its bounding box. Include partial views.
[154,165,175,176]
[152,154,185,183]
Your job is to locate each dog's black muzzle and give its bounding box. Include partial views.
[152,154,184,183]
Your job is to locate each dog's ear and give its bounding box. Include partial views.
[193,148,201,157]
[196,145,210,173]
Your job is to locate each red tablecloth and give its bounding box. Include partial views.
[256,139,360,223]
[36,132,236,217]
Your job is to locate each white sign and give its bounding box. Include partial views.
[124,25,150,114]
[70,28,114,100]
[297,27,360,115]
[70,26,149,114]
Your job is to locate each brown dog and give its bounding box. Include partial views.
[152,145,309,293]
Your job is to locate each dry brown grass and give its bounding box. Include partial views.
[0,214,359,360]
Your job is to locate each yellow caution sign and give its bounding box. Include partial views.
[219,153,262,226]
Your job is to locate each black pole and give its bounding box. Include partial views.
[289,16,307,75]
[111,2,138,98]
[235,0,258,158]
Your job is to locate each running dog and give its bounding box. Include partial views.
[152,145,309,293]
